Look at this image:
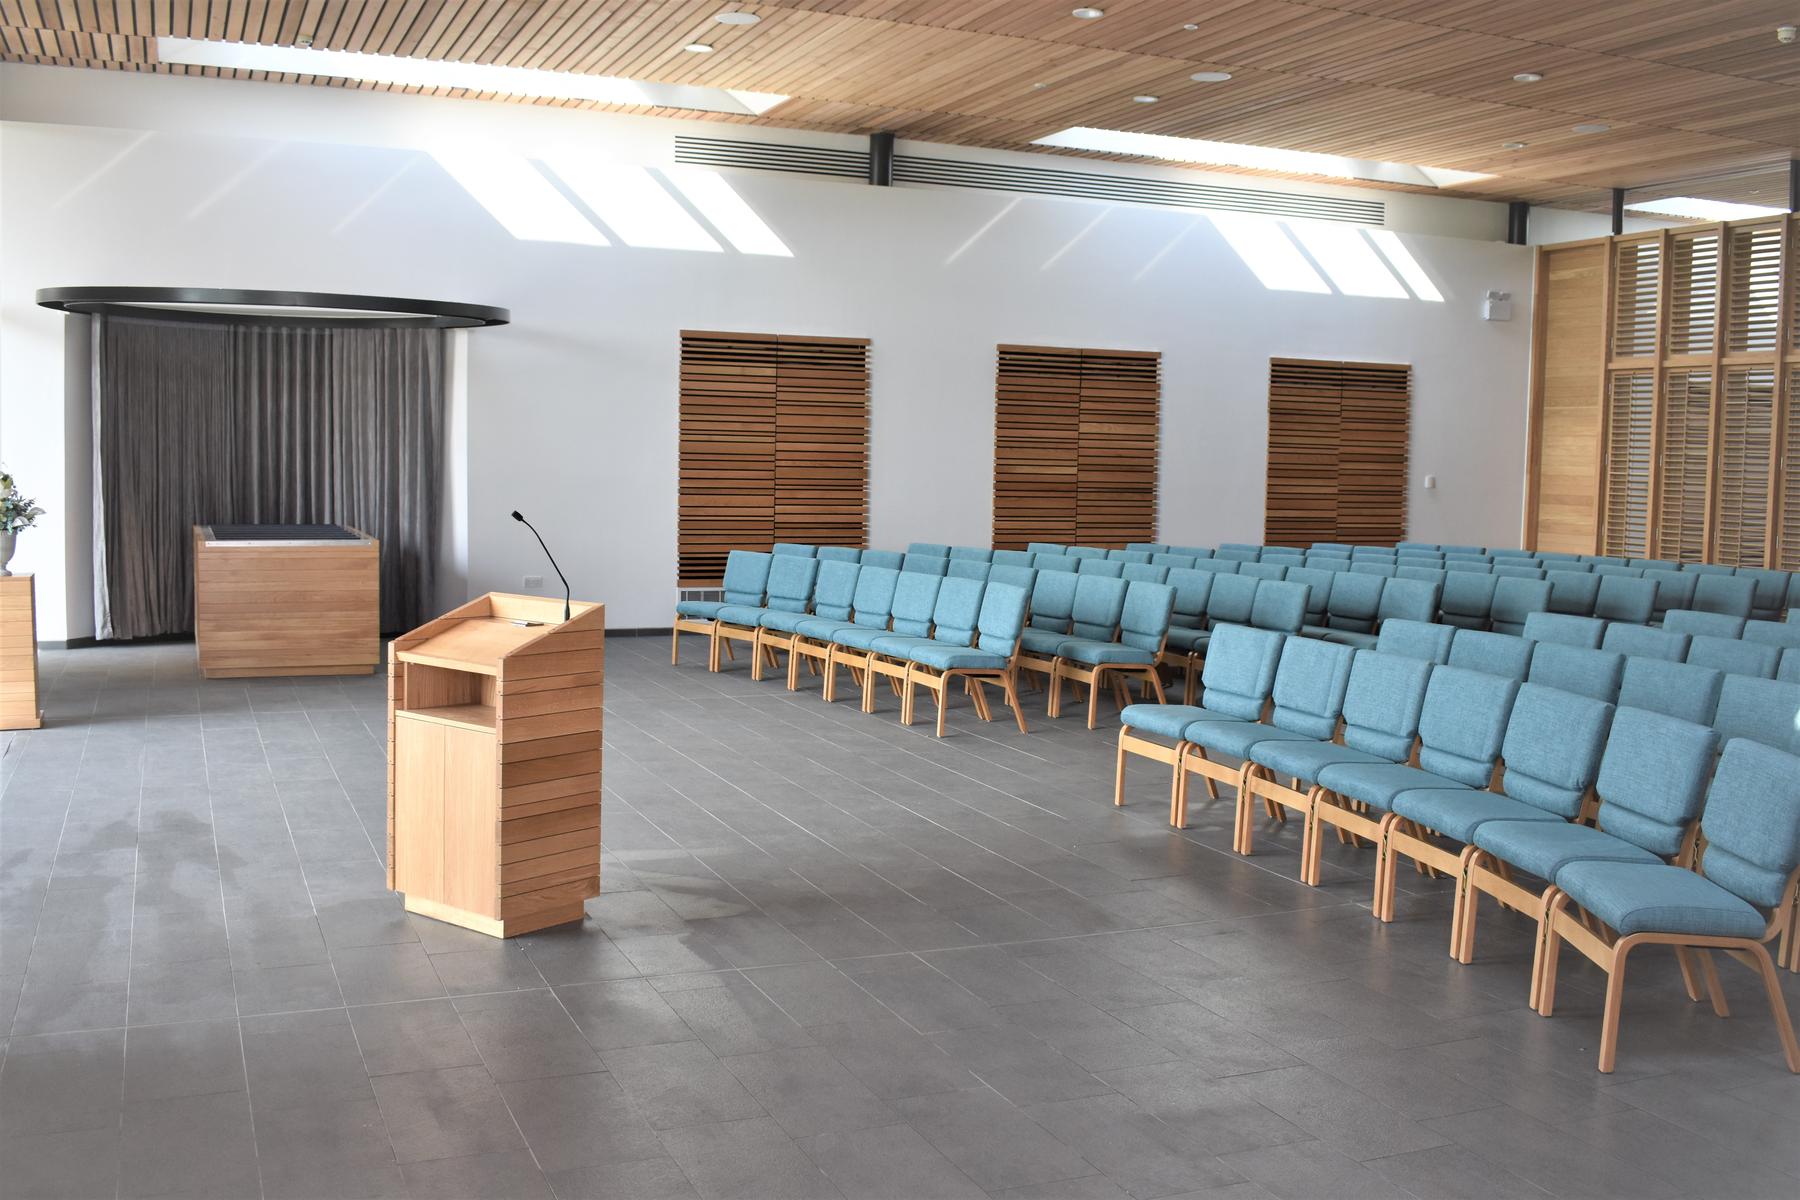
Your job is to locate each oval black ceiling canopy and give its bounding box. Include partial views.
[36,287,510,329]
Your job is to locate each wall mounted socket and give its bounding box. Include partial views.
[523,575,544,588]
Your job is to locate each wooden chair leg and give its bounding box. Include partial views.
[1048,663,1063,718]
[900,668,916,726]
[1086,668,1103,730]
[1170,745,1189,829]
[722,636,736,662]
[1598,937,1638,1073]
[970,678,994,722]
[1748,942,1800,1072]
[1449,845,1478,962]
[1696,949,1729,1018]
[1145,668,1166,704]
[1537,893,1571,1016]
[935,677,949,738]
[709,629,723,672]
[1113,731,1129,808]
[749,632,765,682]
[671,626,681,666]
[1674,946,1704,1003]
[862,661,877,714]
[786,643,803,691]
[1002,670,1028,734]
[1232,769,1254,854]
[1182,659,1197,706]
[822,649,838,702]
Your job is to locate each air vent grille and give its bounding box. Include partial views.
[673,136,869,179]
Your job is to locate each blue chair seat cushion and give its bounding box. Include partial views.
[1122,703,1229,741]
[796,617,857,641]
[759,609,815,634]
[1553,860,1768,939]
[1185,720,1311,760]
[832,625,895,652]
[715,604,769,627]
[1019,628,1069,655]
[1315,761,1471,812]
[903,642,1011,672]
[1247,739,1389,786]
[1320,631,1378,650]
[1055,639,1156,666]
[675,600,726,619]
[1391,789,1562,844]
[1165,627,1210,652]
[1472,820,1660,881]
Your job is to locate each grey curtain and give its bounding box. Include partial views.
[93,314,447,638]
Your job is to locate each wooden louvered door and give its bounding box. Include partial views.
[1264,358,1410,546]
[1780,364,1800,571]
[1601,372,1654,557]
[678,331,868,587]
[1652,369,1712,562]
[992,346,1159,549]
[1714,367,1774,568]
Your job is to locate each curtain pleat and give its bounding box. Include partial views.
[94,315,446,638]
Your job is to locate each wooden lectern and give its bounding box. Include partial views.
[386,593,604,937]
[0,574,43,730]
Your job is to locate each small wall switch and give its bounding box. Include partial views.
[1423,475,1437,490]
[524,575,544,588]
[1483,289,1513,321]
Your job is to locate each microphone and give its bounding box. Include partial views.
[511,510,570,622]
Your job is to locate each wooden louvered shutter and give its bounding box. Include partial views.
[1653,370,1712,562]
[1611,239,1661,358]
[993,345,1159,549]
[773,337,869,549]
[1727,223,1782,353]
[1666,230,1718,356]
[1264,358,1409,546]
[1779,365,1800,570]
[1601,371,1654,558]
[1713,368,1774,568]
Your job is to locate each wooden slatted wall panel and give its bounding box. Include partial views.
[1076,351,1159,548]
[1780,366,1800,571]
[1601,370,1654,558]
[1713,367,1775,568]
[1653,369,1712,562]
[1264,360,1342,547]
[992,345,1159,550]
[1610,239,1662,359]
[1666,230,1718,357]
[1264,358,1408,546]
[1524,242,1608,553]
[993,347,1081,550]
[773,337,870,550]
[1727,224,1783,353]
[678,331,868,587]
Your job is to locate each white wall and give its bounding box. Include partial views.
[0,65,1536,639]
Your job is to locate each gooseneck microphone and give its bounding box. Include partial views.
[511,510,571,622]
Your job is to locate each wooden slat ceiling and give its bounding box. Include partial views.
[4,0,1798,212]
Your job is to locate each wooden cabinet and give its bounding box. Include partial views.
[192,524,380,677]
[0,574,43,730]
[394,716,499,919]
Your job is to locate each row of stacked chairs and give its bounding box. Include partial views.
[1113,621,1800,1075]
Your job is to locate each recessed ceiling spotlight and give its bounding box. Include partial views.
[296,34,313,47]
[1512,71,1544,82]
[1502,141,1527,149]
[1031,82,1050,89]
[1189,70,1232,82]
[1131,94,1159,103]
[683,43,715,52]
[1072,7,1105,19]
[1572,122,1610,134]
[712,11,760,24]
[1182,23,1199,31]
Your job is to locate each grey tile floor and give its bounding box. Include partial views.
[2,633,1797,1200]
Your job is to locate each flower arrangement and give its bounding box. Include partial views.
[0,469,45,534]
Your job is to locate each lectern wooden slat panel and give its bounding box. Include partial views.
[387,593,604,938]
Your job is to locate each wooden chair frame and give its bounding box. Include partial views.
[787,631,836,693]
[1369,759,1509,927]
[1536,869,1800,1073]
[823,642,895,713]
[1237,766,1323,879]
[1173,745,1253,831]
[903,659,1029,737]
[714,617,765,676]
[1048,653,1167,730]
[671,614,721,668]
[1114,728,1186,816]
[1013,643,1062,697]
[1309,747,1426,920]
[864,649,913,713]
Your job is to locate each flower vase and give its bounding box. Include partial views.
[0,530,14,576]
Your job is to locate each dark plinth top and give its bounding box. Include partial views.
[200,523,372,546]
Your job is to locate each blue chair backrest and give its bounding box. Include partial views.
[928,577,988,647]
[1491,548,1536,560]
[1152,553,1198,570]
[1617,657,1724,726]
[1028,570,1080,631]
[1593,575,1655,624]
[1165,568,1214,629]
[974,582,1029,656]
[1644,569,1696,618]
[1340,650,1433,761]
[1107,549,1153,564]
[1198,624,1284,719]
[1268,636,1355,739]
[1447,629,1534,682]
[1351,549,1397,562]
[1784,648,1800,684]
[1682,562,1735,576]
[1304,551,1350,569]
[1312,542,1355,553]
[1546,570,1601,615]
[1069,576,1129,640]
[1736,568,1789,616]
[1745,620,1800,650]
[1498,683,1614,818]
[949,546,993,563]
[1375,618,1453,664]
[1686,635,1779,680]
[1194,559,1241,575]
[888,572,945,637]
[850,566,902,628]
[1286,566,1334,621]
[1601,623,1688,662]
[1126,543,1167,554]
[811,560,861,622]
[1215,547,1260,563]
[902,553,950,576]
[1694,739,1800,909]
[907,543,951,558]
[1591,708,1718,858]
[1205,574,1259,627]
[817,546,861,563]
[1169,546,1214,559]
[1249,579,1308,634]
[988,565,1037,594]
[1240,562,1288,582]
[1396,542,1439,552]
[860,549,904,571]
[1350,562,1398,578]
[1119,582,1176,652]
[765,554,820,613]
[1631,558,1680,571]
[992,549,1035,567]
[1713,676,1800,753]
[773,543,818,558]
[1521,612,1606,649]
[1077,557,1126,577]
[1489,577,1552,636]
[1584,555,1627,565]
[1492,565,1546,580]
[1663,609,1746,640]
[1026,542,1065,555]
[1526,643,1624,704]
[1262,548,1305,563]
[1396,566,1448,586]
[1440,572,1499,624]
[1121,563,1170,584]
[720,550,774,607]
[1065,546,1106,560]
[1324,572,1384,632]
[947,559,992,581]
[1591,562,1642,576]
[1445,560,1494,574]
[1034,553,1078,573]
[1374,577,1439,626]
[1416,666,1520,788]
[1692,574,1755,618]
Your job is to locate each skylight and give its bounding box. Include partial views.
[155,37,789,116]
[1624,196,1790,221]
[1031,127,1492,190]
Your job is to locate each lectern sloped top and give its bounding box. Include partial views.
[394,592,604,674]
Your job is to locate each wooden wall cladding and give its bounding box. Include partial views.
[992,346,1159,550]
[1265,358,1411,547]
[1528,215,1800,569]
[678,331,868,587]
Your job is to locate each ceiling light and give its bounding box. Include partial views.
[1626,196,1789,221]
[683,43,715,52]
[712,11,760,24]
[1031,82,1050,89]
[1072,7,1105,18]
[1512,72,1543,82]
[1032,126,1492,188]
[1182,23,1199,30]
[154,36,788,115]
[1572,122,1610,134]
[295,35,313,47]
[1189,71,1232,82]
[1131,94,1159,103]
[1502,141,1527,150]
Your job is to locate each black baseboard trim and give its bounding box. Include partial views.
[41,636,99,651]
[608,627,673,638]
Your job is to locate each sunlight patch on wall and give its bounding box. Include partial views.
[1209,213,1329,294]
[1287,222,1408,298]
[432,148,607,245]
[664,167,794,257]
[1367,230,1445,302]
[548,159,721,252]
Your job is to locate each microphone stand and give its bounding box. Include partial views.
[511,510,570,622]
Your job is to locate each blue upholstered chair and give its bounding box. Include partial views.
[1617,657,1724,726]
[1526,643,1625,704]
[1593,575,1655,625]
[1493,565,1547,581]
[1121,563,1170,584]
[1631,558,1680,571]
[1169,546,1214,559]
[1735,569,1790,621]
[1193,558,1242,575]
[1312,542,1355,553]
[1015,569,1082,687]
[1162,568,1215,702]
[1663,609,1746,640]
[1262,548,1305,564]
[1644,569,1696,620]
[1712,676,1800,753]
[1249,580,1309,636]
[988,565,1037,595]
[1522,612,1606,649]
[1077,557,1126,577]
[1323,577,1439,649]
[870,576,988,722]
[1600,622,1688,662]
[1050,579,1170,729]
[716,553,820,680]
[1545,558,1592,572]
[1692,574,1756,618]
[1348,561,1398,578]
[783,558,860,690]
[1115,623,1283,821]
[1065,546,1106,560]
[1445,559,1494,574]
[1034,553,1078,573]
[1744,619,1800,650]
[1306,571,1383,636]
[1397,566,1448,586]
[828,569,936,713]
[1447,629,1534,682]
[1682,562,1736,576]
[949,546,993,563]
[992,549,1035,568]
[1463,707,1716,987]
[902,552,951,576]
[1538,738,1800,1073]
[1174,575,1259,703]
[817,546,862,563]
[1107,549,1153,564]
[1375,619,1453,664]
[1240,561,1288,582]
[1304,551,1351,569]
[1285,567,1335,624]
[1397,542,1439,552]
[1218,544,1262,560]
[1590,562,1642,576]
[946,559,992,581]
[1126,543,1167,554]
[1387,682,1614,938]
[1439,572,1498,629]
[1152,552,1198,570]
[1781,648,1800,684]
[672,548,773,668]
[1686,635,1779,680]
[906,542,951,558]
[1546,570,1601,616]
[1026,542,1065,555]
[860,549,904,570]
[1584,556,1628,565]
[1490,548,1536,560]
[1489,577,1552,636]
[773,543,818,557]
